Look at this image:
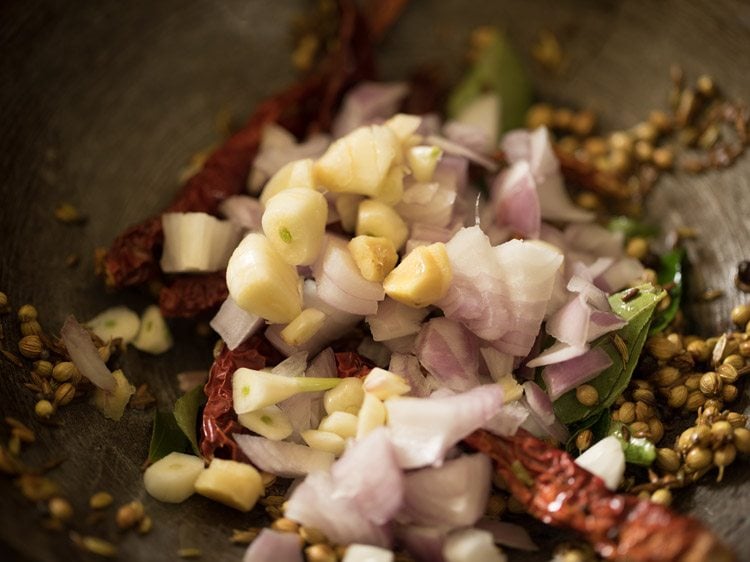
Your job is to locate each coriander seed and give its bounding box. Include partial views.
[115,500,144,529]
[685,447,712,471]
[89,491,114,510]
[305,543,336,562]
[299,526,327,545]
[33,360,53,378]
[20,320,43,337]
[651,488,672,506]
[271,518,299,534]
[17,304,38,322]
[668,385,688,408]
[54,383,75,406]
[34,400,54,418]
[618,401,636,424]
[575,384,598,407]
[576,429,593,452]
[48,497,74,521]
[18,335,43,359]
[722,384,739,402]
[626,237,649,260]
[699,372,722,396]
[52,361,77,382]
[731,304,750,327]
[655,448,681,473]
[733,427,750,454]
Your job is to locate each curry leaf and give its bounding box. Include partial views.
[447,28,531,132]
[173,385,207,456]
[608,421,656,466]
[649,248,685,335]
[554,284,665,425]
[148,410,190,463]
[566,410,611,455]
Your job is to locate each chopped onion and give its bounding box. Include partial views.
[522,381,568,443]
[306,347,336,378]
[587,310,627,342]
[426,135,499,171]
[242,528,304,562]
[434,155,469,194]
[218,195,263,231]
[594,257,645,293]
[386,384,505,469]
[388,353,431,397]
[542,348,613,400]
[284,471,392,547]
[475,520,538,551]
[249,129,330,191]
[331,428,404,525]
[491,161,540,240]
[443,121,493,156]
[333,82,409,138]
[483,401,529,437]
[396,181,457,228]
[367,298,429,342]
[479,347,514,383]
[210,297,264,350]
[160,212,242,273]
[234,435,334,478]
[450,92,500,151]
[443,528,506,562]
[564,223,623,259]
[317,273,380,315]
[546,295,591,347]
[415,318,480,392]
[574,435,625,491]
[61,315,116,392]
[399,454,491,527]
[272,351,308,378]
[525,340,589,368]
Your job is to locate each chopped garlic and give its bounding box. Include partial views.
[280,308,326,346]
[301,429,346,456]
[383,243,453,308]
[356,199,409,251]
[363,367,411,400]
[318,411,358,439]
[348,235,398,283]
[355,392,386,439]
[132,305,173,355]
[262,188,328,266]
[143,452,205,503]
[194,458,263,511]
[323,377,365,415]
[238,405,293,441]
[260,158,316,206]
[226,233,303,324]
[407,145,443,182]
[91,370,135,421]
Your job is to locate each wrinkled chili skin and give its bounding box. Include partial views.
[159,271,229,319]
[334,351,374,378]
[464,429,735,562]
[200,335,284,461]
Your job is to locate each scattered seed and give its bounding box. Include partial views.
[54,383,76,406]
[1,350,24,368]
[20,320,43,337]
[700,289,724,302]
[65,254,80,268]
[129,384,156,410]
[17,304,38,322]
[271,517,299,534]
[177,547,202,559]
[138,515,153,535]
[576,429,593,452]
[74,534,117,558]
[48,497,74,522]
[18,335,44,359]
[305,543,337,562]
[54,202,86,224]
[35,400,55,418]
[52,361,77,383]
[89,491,114,510]
[230,528,260,545]
[115,500,145,530]
[0,292,8,311]
[12,425,35,444]
[614,334,629,363]
[575,384,599,407]
[17,474,59,501]
[655,448,681,473]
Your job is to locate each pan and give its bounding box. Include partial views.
[1,0,749,559]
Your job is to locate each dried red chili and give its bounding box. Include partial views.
[158,271,228,319]
[464,429,735,562]
[334,351,374,379]
[200,335,284,461]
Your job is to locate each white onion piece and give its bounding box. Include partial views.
[443,528,506,562]
[383,334,418,354]
[234,435,333,478]
[218,195,263,232]
[415,318,480,392]
[475,520,538,551]
[397,525,447,562]
[400,454,491,527]
[386,384,505,469]
[426,135,499,171]
[333,82,409,138]
[409,223,456,245]
[434,155,469,194]
[546,295,591,347]
[574,435,625,491]
[567,273,610,312]
[285,471,392,547]
[317,273,380,315]
[176,370,208,393]
[522,381,568,443]
[210,297,264,350]
[500,129,531,163]
[491,161,540,239]
[160,212,242,273]
[388,353,431,398]
[61,315,116,392]
[483,401,529,437]
[595,257,645,293]
[315,237,385,301]
[331,428,404,525]
[307,347,337,378]
[396,181,457,228]
[277,393,313,442]
[272,351,308,377]
[443,121,493,156]
[451,92,500,151]
[243,528,304,562]
[587,310,627,342]
[526,340,589,368]
[542,348,613,400]
[250,130,330,191]
[367,298,430,342]
[564,223,623,258]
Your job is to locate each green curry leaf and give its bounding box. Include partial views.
[447,28,531,132]
[608,421,656,466]
[553,284,665,426]
[173,385,207,456]
[148,410,190,463]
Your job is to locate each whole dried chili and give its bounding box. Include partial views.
[159,271,228,318]
[464,429,735,562]
[102,0,383,318]
[200,335,283,460]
